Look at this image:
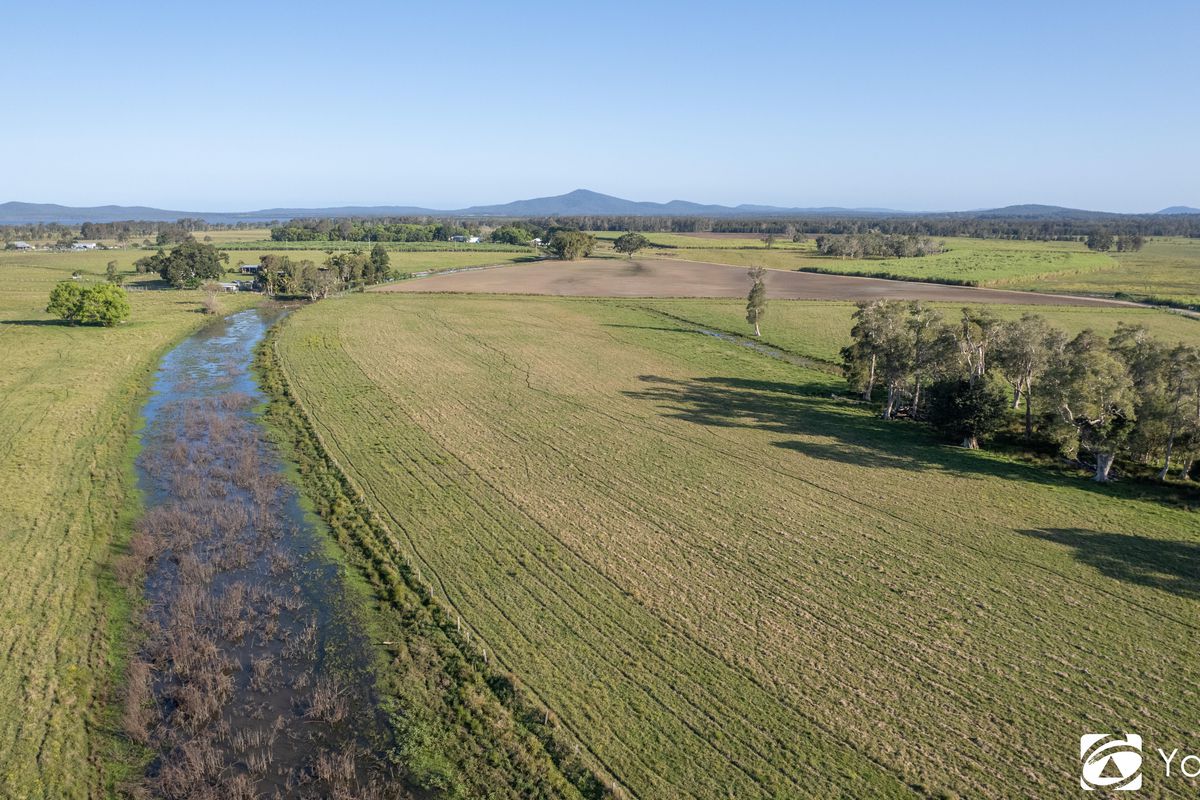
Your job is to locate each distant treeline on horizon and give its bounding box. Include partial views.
[4,212,1200,244]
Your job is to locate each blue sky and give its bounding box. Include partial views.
[3,0,1197,212]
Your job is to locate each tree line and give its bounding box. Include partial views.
[256,245,393,299]
[270,219,478,242]
[840,301,1200,482]
[813,232,944,259]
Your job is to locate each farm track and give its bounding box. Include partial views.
[275,294,1200,799]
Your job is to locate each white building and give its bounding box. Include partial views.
[71,242,98,250]
[8,241,34,250]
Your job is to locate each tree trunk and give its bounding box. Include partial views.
[1012,385,1022,409]
[912,378,922,418]
[1093,452,1115,482]
[754,321,760,337]
[1023,383,1033,441]
[1158,423,1178,481]
[883,384,896,420]
[1181,459,1195,481]
[863,354,876,401]
[962,434,979,449]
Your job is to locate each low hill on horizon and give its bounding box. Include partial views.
[2,191,1196,225]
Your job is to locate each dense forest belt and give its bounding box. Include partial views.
[378,257,1138,306]
[256,323,603,800]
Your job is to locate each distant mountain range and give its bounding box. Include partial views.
[1,190,1197,225]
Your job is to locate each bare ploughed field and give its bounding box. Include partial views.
[378,257,1134,306]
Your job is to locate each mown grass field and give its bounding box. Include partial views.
[275,292,1200,799]
[641,298,1200,366]
[0,250,260,797]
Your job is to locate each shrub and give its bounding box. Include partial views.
[46,281,131,326]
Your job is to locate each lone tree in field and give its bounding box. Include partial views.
[762,234,777,249]
[613,232,650,259]
[105,260,124,286]
[745,267,767,337]
[46,282,131,326]
[547,231,595,261]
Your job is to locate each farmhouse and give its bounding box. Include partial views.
[238,263,260,274]
[216,282,240,292]
[8,241,34,250]
[71,242,98,250]
[449,235,468,243]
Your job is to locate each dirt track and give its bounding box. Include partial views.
[377,257,1135,307]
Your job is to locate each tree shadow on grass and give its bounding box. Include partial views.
[623,374,1043,478]
[623,374,1200,508]
[0,318,69,327]
[1019,528,1200,600]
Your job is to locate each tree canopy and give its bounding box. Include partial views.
[135,240,228,288]
[546,231,595,261]
[46,282,131,326]
[613,233,650,258]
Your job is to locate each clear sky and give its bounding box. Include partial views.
[3,0,1197,212]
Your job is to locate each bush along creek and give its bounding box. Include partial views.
[115,307,409,799]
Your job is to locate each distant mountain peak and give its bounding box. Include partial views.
[1157,205,1200,215]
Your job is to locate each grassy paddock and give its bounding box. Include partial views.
[0,250,260,797]
[603,235,1115,287]
[274,292,1200,799]
[639,298,1200,366]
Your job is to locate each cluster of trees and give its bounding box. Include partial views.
[1085,231,1146,252]
[841,301,1200,482]
[489,224,544,245]
[134,239,229,288]
[258,244,393,298]
[546,231,596,260]
[813,232,944,259]
[270,219,477,242]
[46,282,130,326]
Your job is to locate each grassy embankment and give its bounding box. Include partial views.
[271,292,1200,799]
[0,250,261,797]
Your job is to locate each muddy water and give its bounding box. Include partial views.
[126,308,407,799]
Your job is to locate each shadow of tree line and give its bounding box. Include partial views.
[1020,528,1200,600]
[621,373,1200,507]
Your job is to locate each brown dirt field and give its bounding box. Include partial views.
[376,257,1137,307]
